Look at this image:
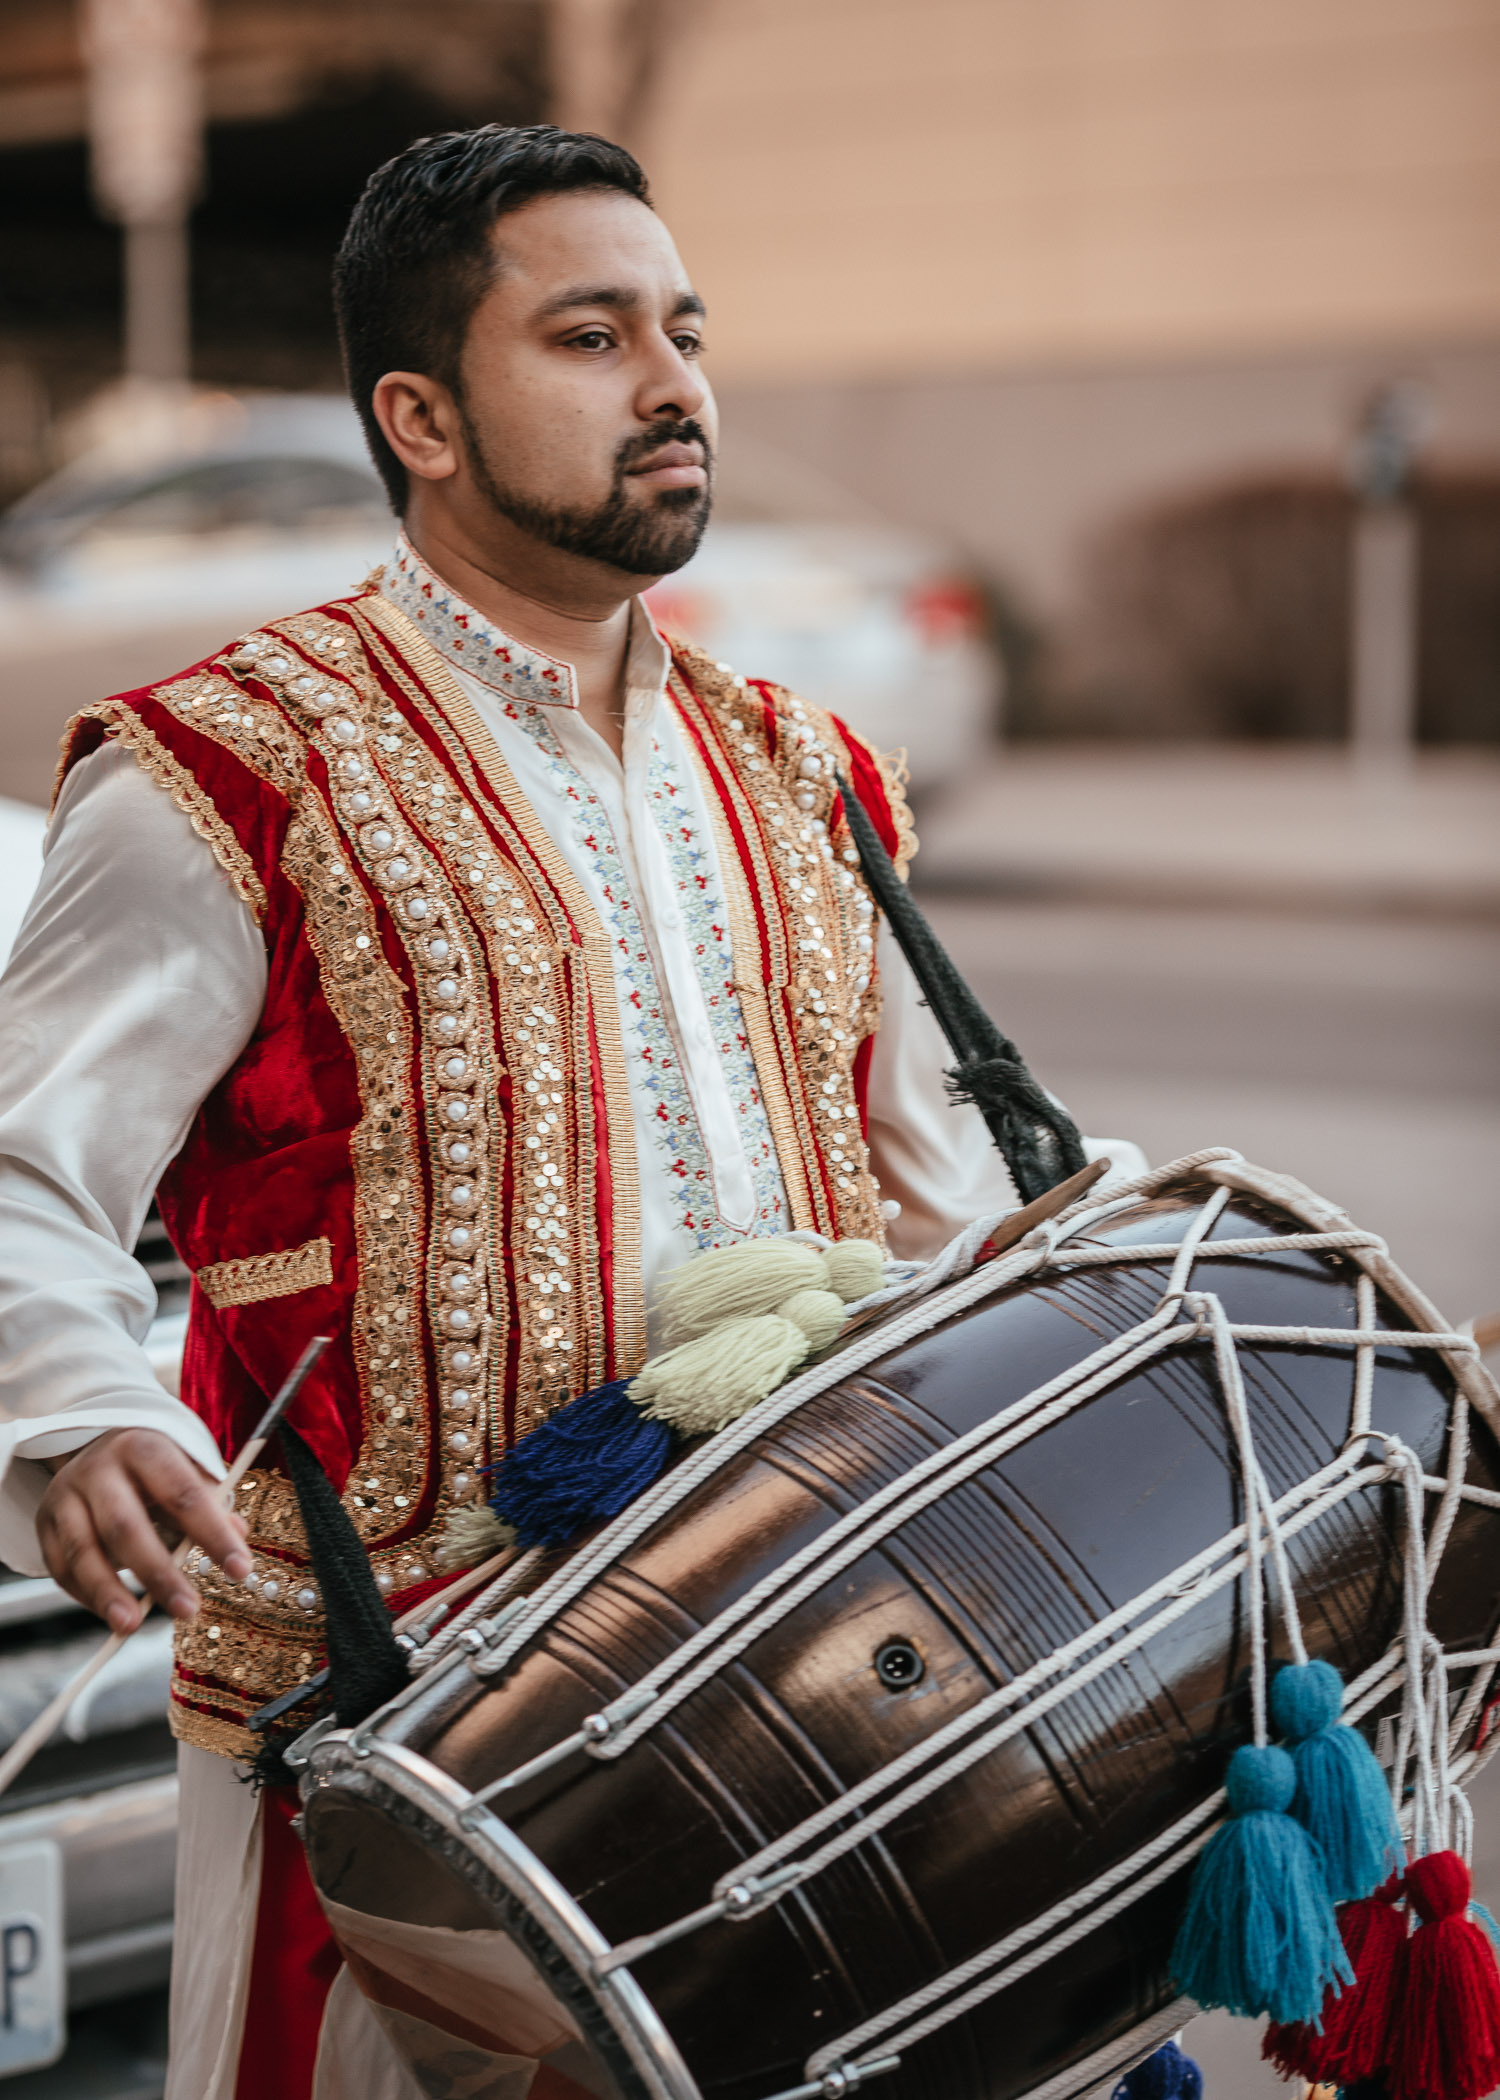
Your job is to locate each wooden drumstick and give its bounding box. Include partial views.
[978,1155,1109,1259]
[0,1334,332,1804]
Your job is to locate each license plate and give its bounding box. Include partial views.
[0,1840,64,2074]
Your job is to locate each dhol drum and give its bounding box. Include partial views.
[297,1151,1500,2100]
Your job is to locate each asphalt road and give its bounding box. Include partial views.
[17,893,1500,2099]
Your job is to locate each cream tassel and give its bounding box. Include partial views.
[634,1314,810,1437]
[654,1235,886,1347]
[822,1239,885,1302]
[435,1502,516,1571]
[655,1239,829,1346]
[634,1285,848,1437]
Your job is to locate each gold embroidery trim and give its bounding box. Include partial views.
[356,592,649,1396]
[195,1236,333,1310]
[147,631,436,1722]
[149,607,895,1754]
[53,698,269,924]
[338,601,578,1422]
[669,671,821,1232]
[271,606,509,1500]
[864,742,917,879]
[668,645,888,1247]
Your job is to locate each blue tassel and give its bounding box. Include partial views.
[487,1379,674,1549]
[1171,1742,1352,2024]
[1111,2040,1202,2100]
[1271,1659,1405,1904]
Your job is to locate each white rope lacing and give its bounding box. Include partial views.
[428,1152,1500,2099]
[798,1634,1454,2087]
[1198,1288,1308,1745]
[409,1546,546,1671]
[703,1455,1386,1921]
[469,1159,1237,1689]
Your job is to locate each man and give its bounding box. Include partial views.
[0,126,1140,2095]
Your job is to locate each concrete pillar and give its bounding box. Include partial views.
[549,0,632,137]
[1349,500,1419,776]
[1347,382,1429,782]
[80,0,204,386]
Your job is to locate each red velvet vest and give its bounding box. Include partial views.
[57,587,915,1758]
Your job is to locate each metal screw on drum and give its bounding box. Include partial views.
[873,1639,925,1690]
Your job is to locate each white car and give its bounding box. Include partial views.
[0,392,393,811]
[643,521,998,787]
[0,797,41,971]
[0,797,183,2073]
[0,391,1000,810]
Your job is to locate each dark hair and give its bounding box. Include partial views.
[333,124,653,511]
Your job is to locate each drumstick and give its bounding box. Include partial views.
[0,1334,332,1804]
[393,1542,522,1636]
[979,1155,1109,1259]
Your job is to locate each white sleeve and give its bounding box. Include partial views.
[865,921,1148,1262]
[0,742,268,1572]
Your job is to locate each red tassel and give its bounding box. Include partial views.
[1263,1878,1407,2084]
[1388,1852,1500,2100]
[1261,2016,1327,2083]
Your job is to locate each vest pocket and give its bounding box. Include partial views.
[194,1235,334,1310]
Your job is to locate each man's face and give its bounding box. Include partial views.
[452,188,716,579]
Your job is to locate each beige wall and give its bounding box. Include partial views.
[715,341,1500,618]
[645,0,1500,384]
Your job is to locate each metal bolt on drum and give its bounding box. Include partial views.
[872,1640,925,1690]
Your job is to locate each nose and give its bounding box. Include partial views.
[636,333,710,428]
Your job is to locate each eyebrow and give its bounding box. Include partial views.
[534,283,707,322]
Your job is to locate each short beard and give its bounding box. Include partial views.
[457,407,714,576]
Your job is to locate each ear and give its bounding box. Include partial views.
[371,371,462,485]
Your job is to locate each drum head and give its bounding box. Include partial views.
[305,1751,685,2100]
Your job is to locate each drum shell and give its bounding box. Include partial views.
[305,1189,1500,2100]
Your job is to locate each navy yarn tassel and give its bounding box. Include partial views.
[1171,1742,1351,2025]
[1111,2040,1202,2100]
[1271,1659,1404,1904]
[488,1379,674,1549]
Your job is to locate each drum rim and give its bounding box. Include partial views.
[304,1724,1201,2100]
[304,1730,704,2100]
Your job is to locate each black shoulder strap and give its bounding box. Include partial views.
[837,773,1088,1204]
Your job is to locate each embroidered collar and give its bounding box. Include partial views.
[380,533,667,711]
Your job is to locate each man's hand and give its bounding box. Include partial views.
[37,1429,251,1634]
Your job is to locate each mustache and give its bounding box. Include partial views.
[615,418,714,476]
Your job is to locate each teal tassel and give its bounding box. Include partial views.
[1171,1742,1352,2024]
[1271,1659,1405,1904]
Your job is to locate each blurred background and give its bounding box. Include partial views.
[0,0,1496,2092]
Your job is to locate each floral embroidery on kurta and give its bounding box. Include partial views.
[497,693,789,1254]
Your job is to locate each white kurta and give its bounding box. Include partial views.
[0,545,1142,1568]
[0,551,1144,2098]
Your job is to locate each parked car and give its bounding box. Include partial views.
[0,802,186,2074]
[0,391,393,810]
[0,389,1000,808]
[0,796,41,972]
[643,521,997,788]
